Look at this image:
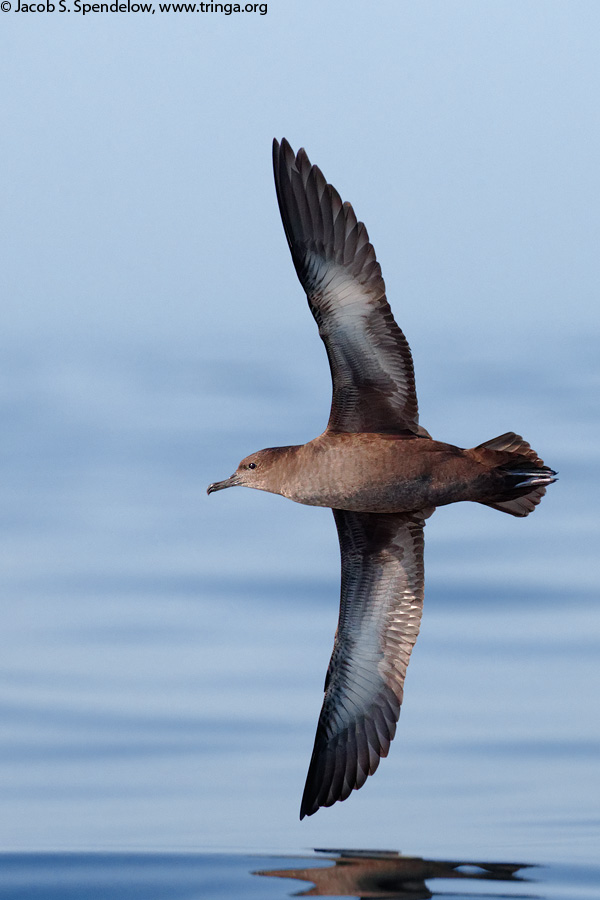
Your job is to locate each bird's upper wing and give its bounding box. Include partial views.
[300,507,431,819]
[273,138,428,437]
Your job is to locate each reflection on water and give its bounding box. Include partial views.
[257,848,530,899]
[1,849,599,900]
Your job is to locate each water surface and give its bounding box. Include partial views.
[1,339,598,866]
[1,850,599,899]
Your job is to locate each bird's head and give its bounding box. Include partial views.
[207,446,297,496]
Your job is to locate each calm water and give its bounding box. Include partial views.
[0,850,599,899]
[0,332,598,894]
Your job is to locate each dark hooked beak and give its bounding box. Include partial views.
[207,474,241,495]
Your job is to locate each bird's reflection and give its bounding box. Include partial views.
[255,848,532,899]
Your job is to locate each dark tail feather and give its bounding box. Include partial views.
[476,432,557,518]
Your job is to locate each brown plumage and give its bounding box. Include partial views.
[207,139,556,819]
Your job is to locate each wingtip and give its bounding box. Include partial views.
[272,137,282,169]
[273,138,313,174]
[300,770,322,820]
[299,799,316,820]
[299,788,310,820]
[276,136,293,157]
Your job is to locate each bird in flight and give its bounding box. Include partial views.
[208,139,556,819]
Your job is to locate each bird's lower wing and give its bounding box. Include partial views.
[300,508,432,819]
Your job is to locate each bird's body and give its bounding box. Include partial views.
[207,139,556,819]
[235,432,550,514]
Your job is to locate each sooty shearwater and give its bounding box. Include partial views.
[207,138,556,819]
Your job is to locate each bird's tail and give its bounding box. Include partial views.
[474,432,557,517]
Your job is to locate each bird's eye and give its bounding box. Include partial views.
[248,462,256,469]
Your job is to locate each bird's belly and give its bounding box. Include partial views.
[294,477,471,513]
